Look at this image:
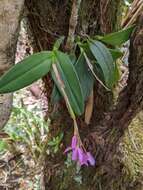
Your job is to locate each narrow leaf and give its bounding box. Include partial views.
[75,53,94,100]
[84,90,94,125]
[99,25,135,46]
[51,85,62,103]
[109,49,123,60]
[83,52,109,91]
[53,36,65,51]
[0,52,52,93]
[51,51,84,115]
[88,40,116,88]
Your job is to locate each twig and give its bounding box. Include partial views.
[122,0,143,28]
[65,0,82,50]
[124,3,143,28]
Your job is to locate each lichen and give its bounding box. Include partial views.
[120,111,143,186]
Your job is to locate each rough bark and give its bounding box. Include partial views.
[0,0,24,129]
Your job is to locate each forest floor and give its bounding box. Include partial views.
[0,19,143,190]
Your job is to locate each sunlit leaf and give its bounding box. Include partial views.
[99,25,135,46]
[0,52,52,93]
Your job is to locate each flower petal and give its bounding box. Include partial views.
[87,152,95,166]
[71,135,78,149]
[72,148,78,161]
[64,146,72,153]
[77,147,84,163]
[80,153,88,166]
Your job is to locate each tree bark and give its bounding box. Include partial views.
[0,0,24,129]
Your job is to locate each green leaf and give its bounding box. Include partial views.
[99,25,135,46]
[51,51,84,115]
[75,53,94,100]
[0,51,52,93]
[109,49,123,60]
[69,53,77,64]
[51,85,62,103]
[53,36,65,51]
[88,40,116,88]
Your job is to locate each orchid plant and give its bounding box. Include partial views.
[0,26,134,167]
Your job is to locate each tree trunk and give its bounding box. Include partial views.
[0,0,24,129]
[25,1,143,190]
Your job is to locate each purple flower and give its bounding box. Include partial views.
[65,136,95,166]
[64,135,77,153]
[86,152,96,166]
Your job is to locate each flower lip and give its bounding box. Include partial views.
[64,135,78,153]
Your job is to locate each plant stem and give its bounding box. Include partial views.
[52,64,80,134]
